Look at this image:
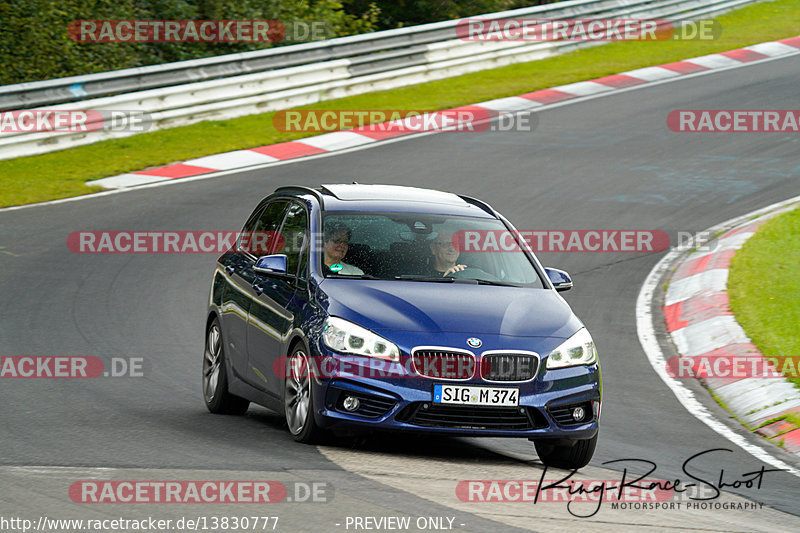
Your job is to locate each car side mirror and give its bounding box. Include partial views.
[254,254,288,275]
[545,267,573,292]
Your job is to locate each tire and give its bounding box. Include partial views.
[203,318,250,415]
[284,344,327,443]
[534,433,598,470]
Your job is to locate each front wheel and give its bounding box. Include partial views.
[534,433,598,469]
[203,318,249,415]
[284,344,327,443]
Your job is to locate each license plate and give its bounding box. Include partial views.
[433,384,519,407]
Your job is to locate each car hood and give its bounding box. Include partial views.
[317,279,581,338]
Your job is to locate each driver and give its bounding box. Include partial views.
[425,230,468,277]
[323,222,364,276]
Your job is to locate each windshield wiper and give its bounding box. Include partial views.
[474,279,520,287]
[326,274,381,280]
[395,275,520,286]
[393,275,458,283]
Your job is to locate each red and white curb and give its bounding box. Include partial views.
[664,203,800,456]
[87,36,800,190]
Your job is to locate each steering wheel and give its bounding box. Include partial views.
[449,266,500,282]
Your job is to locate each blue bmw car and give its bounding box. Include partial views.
[204,184,601,469]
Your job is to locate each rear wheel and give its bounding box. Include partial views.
[203,318,249,415]
[284,344,327,443]
[534,433,598,469]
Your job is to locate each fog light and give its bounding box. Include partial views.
[572,406,585,422]
[342,396,360,411]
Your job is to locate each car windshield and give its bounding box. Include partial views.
[320,212,545,287]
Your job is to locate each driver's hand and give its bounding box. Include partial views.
[442,264,467,276]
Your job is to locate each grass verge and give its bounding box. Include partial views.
[728,207,800,387]
[1,0,800,207]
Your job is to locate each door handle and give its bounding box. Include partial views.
[252,283,263,296]
[225,265,235,275]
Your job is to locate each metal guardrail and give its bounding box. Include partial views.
[0,0,652,109]
[0,0,761,160]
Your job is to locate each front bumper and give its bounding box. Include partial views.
[308,332,601,439]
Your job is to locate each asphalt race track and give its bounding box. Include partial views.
[2,53,800,532]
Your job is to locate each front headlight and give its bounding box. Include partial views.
[546,328,597,369]
[322,317,400,362]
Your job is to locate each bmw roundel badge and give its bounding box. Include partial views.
[467,337,482,348]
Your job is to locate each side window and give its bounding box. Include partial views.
[277,202,308,277]
[240,200,289,256]
[236,202,267,253]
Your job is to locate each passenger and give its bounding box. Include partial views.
[323,222,364,276]
[426,230,468,277]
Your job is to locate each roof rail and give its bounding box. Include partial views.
[273,186,325,208]
[458,194,497,217]
[318,184,338,198]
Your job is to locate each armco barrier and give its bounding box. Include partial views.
[0,0,760,160]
